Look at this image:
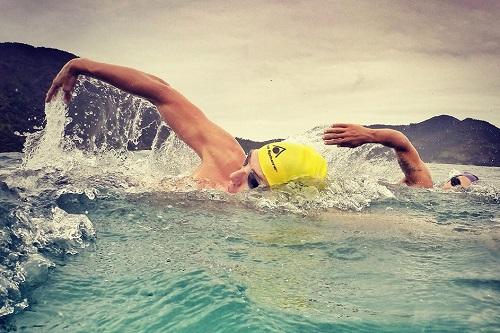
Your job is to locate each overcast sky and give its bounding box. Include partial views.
[2,0,499,139]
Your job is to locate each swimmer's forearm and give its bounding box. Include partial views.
[68,58,170,104]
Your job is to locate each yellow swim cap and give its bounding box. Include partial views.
[256,142,328,186]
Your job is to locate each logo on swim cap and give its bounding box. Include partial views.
[266,145,279,172]
[267,145,287,172]
[271,145,286,158]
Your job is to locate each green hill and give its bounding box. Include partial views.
[1,42,499,166]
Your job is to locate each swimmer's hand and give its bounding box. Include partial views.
[322,124,375,148]
[46,59,79,104]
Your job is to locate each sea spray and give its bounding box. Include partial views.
[243,128,398,213]
[22,77,402,213]
[0,78,209,316]
[0,185,96,317]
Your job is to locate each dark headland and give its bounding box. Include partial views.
[1,42,499,166]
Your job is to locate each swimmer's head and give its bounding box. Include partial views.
[442,172,479,189]
[256,142,328,187]
[228,142,328,193]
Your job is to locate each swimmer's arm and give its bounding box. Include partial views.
[46,58,170,104]
[46,58,242,160]
[323,124,433,188]
[371,129,433,188]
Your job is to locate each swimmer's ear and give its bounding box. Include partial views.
[230,169,248,189]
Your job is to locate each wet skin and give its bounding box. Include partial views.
[227,151,268,193]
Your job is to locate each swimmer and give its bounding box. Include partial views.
[46,59,474,192]
[442,172,479,189]
[323,124,479,189]
[46,58,326,193]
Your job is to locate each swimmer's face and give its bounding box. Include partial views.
[228,150,269,193]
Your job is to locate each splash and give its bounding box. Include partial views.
[243,127,398,213]
[19,77,400,212]
[22,78,200,191]
[1,78,203,318]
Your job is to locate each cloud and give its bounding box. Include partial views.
[1,0,499,139]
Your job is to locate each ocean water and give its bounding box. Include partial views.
[0,79,499,332]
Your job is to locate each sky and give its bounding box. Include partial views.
[1,0,500,139]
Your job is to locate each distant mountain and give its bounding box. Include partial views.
[0,42,279,153]
[0,42,499,166]
[367,115,500,166]
[0,42,77,152]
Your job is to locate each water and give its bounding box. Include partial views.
[1,78,499,332]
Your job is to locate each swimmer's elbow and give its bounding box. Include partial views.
[390,131,413,153]
[374,129,412,152]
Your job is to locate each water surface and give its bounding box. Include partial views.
[1,81,499,332]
